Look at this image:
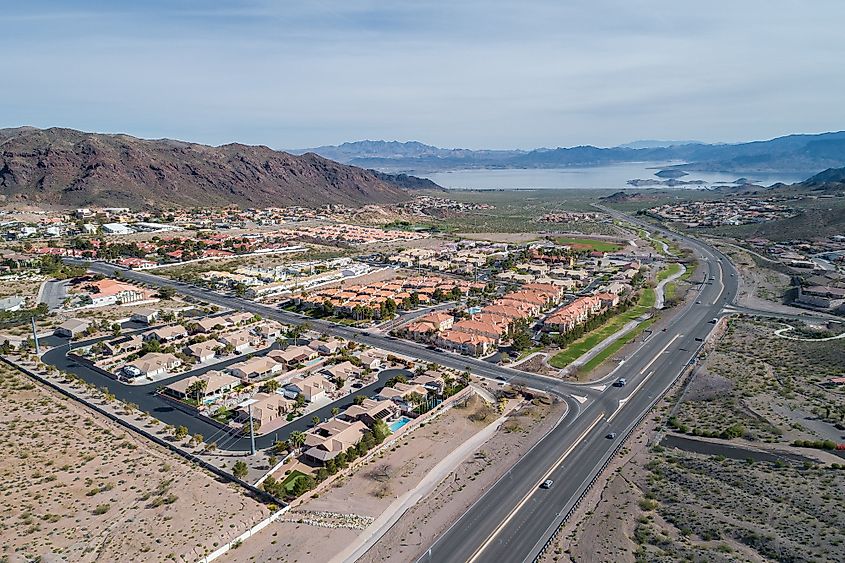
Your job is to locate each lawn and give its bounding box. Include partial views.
[281,470,309,493]
[548,288,656,369]
[656,262,682,283]
[580,317,656,373]
[555,237,622,253]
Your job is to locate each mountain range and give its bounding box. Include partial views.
[293,131,845,175]
[0,127,438,209]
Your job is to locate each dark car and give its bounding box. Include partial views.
[606,432,617,439]
[540,479,554,489]
[613,377,627,387]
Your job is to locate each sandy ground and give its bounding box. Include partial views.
[226,394,501,563]
[361,394,565,563]
[0,363,269,563]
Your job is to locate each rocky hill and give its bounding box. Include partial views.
[0,127,429,208]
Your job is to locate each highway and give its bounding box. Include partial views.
[415,208,742,563]
[58,212,746,562]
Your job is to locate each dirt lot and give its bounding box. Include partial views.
[0,363,268,562]
[226,393,503,563]
[671,317,845,444]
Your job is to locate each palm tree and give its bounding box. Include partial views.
[331,407,340,417]
[186,379,208,403]
[288,431,306,453]
[262,379,280,393]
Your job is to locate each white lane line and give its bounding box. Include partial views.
[607,369,653,423]
[713,259,725,304]
[467,413,605,563]
[589,384,607,392]
[571,394,588,404]
[639,334,681,375]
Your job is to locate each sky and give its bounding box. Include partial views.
[2,0,844,150]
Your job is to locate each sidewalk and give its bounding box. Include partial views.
[332,411,508,563]
[654,262,686,309]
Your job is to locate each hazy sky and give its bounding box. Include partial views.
[3,0,844,150]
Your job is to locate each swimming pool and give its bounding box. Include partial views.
[388,416,413,433]
[466,306,482,314]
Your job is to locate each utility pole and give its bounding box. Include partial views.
[31,317,40,356]
[247,402,256,455]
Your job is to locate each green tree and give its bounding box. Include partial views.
[173,425,189,440]
[232,460,248,480]
[288,431,306,452]
[185,379,208,403]
[157,286,176,300]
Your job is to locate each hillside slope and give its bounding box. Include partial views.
[0,127,421,208]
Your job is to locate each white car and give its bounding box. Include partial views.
[122,365,141,377]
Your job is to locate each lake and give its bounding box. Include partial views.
[419,163,808,190]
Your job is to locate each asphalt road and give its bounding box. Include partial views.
[38,280,67,311]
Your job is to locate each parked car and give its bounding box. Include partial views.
[122,365,141,377]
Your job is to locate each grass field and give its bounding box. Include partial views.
[580,317,656,373]
[549,288,656,369]
[555,237,622,253]
[282,470,308,493]
[656,262,682,283]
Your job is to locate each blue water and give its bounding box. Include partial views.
[466,306,482,314]
[389,416,412,433]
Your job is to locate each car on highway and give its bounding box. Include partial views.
[695,337,704,342]
[606,432,617,439]
[540,479,554,489]
[426,344,439,350]
[696,300,702,304]
[613,377,627,387]
[709,318,718,324]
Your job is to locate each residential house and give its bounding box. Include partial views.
[235,392,295,429]
[228,356,283,380]
[54,318,91,338]
[125,352,182,378]
[284,373,330,402]
[184,340,219,363]
[144,324,188,343]
[163,370,239,402]
[342,398,400,426]
[130,307,159,325]
[270,344,318,366]
[218,329,256,353]
[308,338,343,355]
[436,330,495,356]
[303,419,368,463]
[321,360,357,382]
[356,350,382,371]
[84,279,148,307]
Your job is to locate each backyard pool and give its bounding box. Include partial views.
[389,416,413,433]
[466,306,482,314]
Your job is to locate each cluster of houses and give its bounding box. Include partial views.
[60,277,154,309]
[294,275,487,320]
[542,293,619,332]
[300,369,449,464]
[275,223,429,245]
[159,334,389,434]
[387,240,511,275]
[649,198,796,228]
[402,282,567,356]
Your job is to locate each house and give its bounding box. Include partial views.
[308,338,343,355]
[84,279,148,307]
[54,318,92,338]
[342,398,400,426]
[103,334,143,356]
[436,330,495,356]
[125,352,182,378]
[218,329,256,353]
[270,344,318,366]
[184,340,219,363]
[235,392,295,429]
[284,373,330,402]
[228,356,283,380]
[255,322,282,341]
[144,324,188,343]
[356,350,382,370]
[130,307,159,325]
[163,370,239,402]
[223,311,254,326]
[451,318,504,342]
[412,372,445,394]
[321,360,357,382]
[190,317,228,333]
[377,382,428,403]
[416,312,454,331]
[303,419,368,463]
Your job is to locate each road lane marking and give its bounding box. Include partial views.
[608,370,655,424]
[589,384,607,392]
[467,413,605,563]
[639,334,680,375]
[570,394,588,404]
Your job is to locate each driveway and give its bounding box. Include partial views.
[38,280,67,311]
